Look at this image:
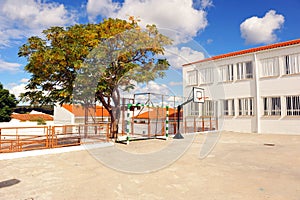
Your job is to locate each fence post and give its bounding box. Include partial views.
[165,105,169,139]
[202,116,205,132]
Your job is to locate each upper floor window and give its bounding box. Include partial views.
[237,61,253,80]
[284,54,300,75]
[263,97,281,116]
[286,96,300,116]
[261,57,279,77]
[187,70,198,85]
[199,68,213,85]
[219,64,234,82]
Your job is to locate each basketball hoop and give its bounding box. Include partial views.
[197,96,208,101]
[193,87,205,103]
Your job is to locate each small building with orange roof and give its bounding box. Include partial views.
[54,104,110,124]
[10,110,53,125]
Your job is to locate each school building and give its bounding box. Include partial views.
[182,38,300,134]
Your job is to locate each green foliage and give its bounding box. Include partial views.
[14,105,54,115]
[0,83,18,122]
[19,17,171,106]
[35,118,47,125]
[18,17,172,137]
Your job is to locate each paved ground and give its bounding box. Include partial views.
[0,131,300,200]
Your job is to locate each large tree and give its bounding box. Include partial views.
[0,83,18,122]
[19,17,172,138]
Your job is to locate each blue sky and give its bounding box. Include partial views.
[0,0,299,102]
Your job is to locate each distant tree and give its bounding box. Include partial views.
[0,83,18,122]
[18,17,172,138]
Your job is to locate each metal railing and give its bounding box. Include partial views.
[0,123,110,153]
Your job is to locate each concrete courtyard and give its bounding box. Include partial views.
[0,131,300,200]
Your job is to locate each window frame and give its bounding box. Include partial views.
[286,95,300,116]
[263,97,281,116]
[284,54,300,75]
[186,70,198,86]
[199,68,213,85]
[219,64,234,82]
[223,99,235,116]
[237,61,253,80]
[238,97,254,116]
[260,57,279,78]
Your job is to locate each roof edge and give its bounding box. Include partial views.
[182,38,300,67]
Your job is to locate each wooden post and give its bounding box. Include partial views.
[202,116,205,132]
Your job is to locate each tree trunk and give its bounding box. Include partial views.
[96,88,121,139]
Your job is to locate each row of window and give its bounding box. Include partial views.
[189,96,300,117]
[186,53,300,85]
[261,53,300,77]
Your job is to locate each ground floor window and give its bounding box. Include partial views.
[263,97,281,116]
[203,100,215,116]
[286,96,300,116]
[223,99,235,116]
[238,98,254,116]
[189,102,199,116]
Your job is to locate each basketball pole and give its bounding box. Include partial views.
[174,98,193,139]
[174,87,205,139]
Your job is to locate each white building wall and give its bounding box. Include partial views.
[183,42,300,135]
[53,105,74,124]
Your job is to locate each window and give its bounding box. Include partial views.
[189,102,199,116]
[187,70,198,85]
[237,61,253,80]
[223,99,235,116]
[199,68,213,84]
[219,64,234,82]
[286,96,300,116]
[238,98,254,116]
[284,54,300,75]
[203,100,214,116]
[263,97,281,116]
[261,57,279,77]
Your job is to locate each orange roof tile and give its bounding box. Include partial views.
[183,38,300,66]
[11,113,53,122]
[135,108,182,120]
[62,104,110,117]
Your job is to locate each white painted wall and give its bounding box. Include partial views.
[183,43,300,134]
[53,105,74,124]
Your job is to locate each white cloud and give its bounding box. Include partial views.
[7,83,27,99]
[86,0,208,43]
[169,81,182,86]
[240,10,285,45]
[0,0,76,47]
[20,78,29,83]
[0,59,21,72]
[121,80,176,98]
[164,46,205,68]
[200,0,213,9]
[87,0,120,21]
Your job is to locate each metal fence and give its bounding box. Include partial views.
[0,123,109,153]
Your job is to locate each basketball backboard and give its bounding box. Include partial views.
[193,87,205,103]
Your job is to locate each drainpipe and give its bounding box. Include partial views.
[254,53,261,133]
